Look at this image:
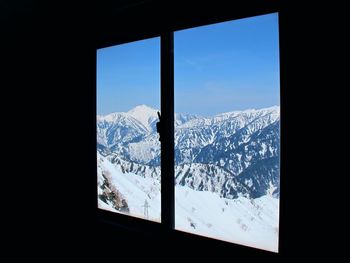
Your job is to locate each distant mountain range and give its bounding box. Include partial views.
[97,104,280,199]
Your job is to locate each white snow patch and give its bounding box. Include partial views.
[259,142,267,155]
[97,153,279,252]
[97,153,161,222]
[127,104,159,132]
[175,186,279,252]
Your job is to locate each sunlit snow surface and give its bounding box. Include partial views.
[97,153,279,252]
[98,152,161,222]
[175,186,279,252]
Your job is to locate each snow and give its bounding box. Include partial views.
[216,105,280,119]
[127,104,159,132]
[98,153,161,222]
[245,179,253,187]
[98,154,279,252]
[99,112,126,122]
[97,105,280,252]
[98,198,117,213]
[259,142,267,155]
[127,134,160,163]
[177,117,212,129]
[97,105,280,165]
[175,186,279,253]
[213,106,280,126]
[266,181,278,197]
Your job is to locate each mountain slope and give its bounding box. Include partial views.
[97,105,280,199]
[97,105,280,252]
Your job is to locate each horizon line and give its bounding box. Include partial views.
[97,104,280,117]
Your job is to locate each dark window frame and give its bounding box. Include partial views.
[95,2,282,253]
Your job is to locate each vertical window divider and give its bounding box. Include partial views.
[160,32,175,230]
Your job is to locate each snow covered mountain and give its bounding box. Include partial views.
[97,104,280,252]
[97,151,279,252]
[97,105,280,199]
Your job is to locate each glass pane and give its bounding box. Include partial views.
[174,14,280,252]
[97,38,161,222]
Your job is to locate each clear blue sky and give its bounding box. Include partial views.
[97,37,160,115]
[97,13,279,116]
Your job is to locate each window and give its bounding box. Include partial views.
[97,12,280,253]
[174,13,280,252]
[97,37,161,222]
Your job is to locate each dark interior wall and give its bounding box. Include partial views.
[2,0,345,260]
[95,0,281,48]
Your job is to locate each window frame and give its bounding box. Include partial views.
[95,4,282,252]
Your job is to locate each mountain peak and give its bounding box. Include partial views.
[127,104,157,114]
[215,105,280,119]
[98,111,126,122]
[127,105,159,131]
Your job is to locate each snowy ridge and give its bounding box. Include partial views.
[97,154,279,252]
[98,152,161,222]
[97,105,280,198]
[127,104,159,132]
[215,105,280,120]
[175,186,279,252]
[97,105,280,252]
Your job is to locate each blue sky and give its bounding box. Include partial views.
[97,13,279,116]
[97,38,160,115]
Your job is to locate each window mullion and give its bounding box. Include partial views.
[160,32,175,230]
